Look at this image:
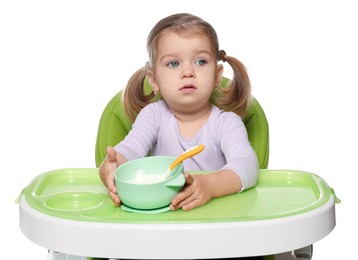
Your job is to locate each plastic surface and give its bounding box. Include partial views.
[120,204,171,214]
[21,168,336,223]
[95,78,269,169]
[19,168,337,258]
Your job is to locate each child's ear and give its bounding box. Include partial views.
[215,64,224,85]
[147,71,159,93]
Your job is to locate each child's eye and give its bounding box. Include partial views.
[195,59,207,66]
[167,60,180,68]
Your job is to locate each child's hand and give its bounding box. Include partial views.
[99,146,121,206]
[170,172,214,211]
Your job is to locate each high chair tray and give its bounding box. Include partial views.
[19,168,336,258]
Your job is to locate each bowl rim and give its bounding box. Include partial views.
[114,156,183,184]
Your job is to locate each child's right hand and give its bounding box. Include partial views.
[99,146,121,206]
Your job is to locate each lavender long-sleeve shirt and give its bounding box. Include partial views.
[115,100,258,190]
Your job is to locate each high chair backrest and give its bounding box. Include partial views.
[95,78,269,169]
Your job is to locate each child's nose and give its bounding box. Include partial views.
[181,64,195,78]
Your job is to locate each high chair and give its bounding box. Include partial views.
[19,78,337,259]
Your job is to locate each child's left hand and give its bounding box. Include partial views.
[170,172,214,211]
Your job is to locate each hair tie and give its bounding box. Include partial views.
[218,50,227,62]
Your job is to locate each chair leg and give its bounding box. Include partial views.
[274,245,313,260]
[292,245,313,259]
[47,250,87,260]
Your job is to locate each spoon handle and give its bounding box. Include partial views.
[168,144,205,170]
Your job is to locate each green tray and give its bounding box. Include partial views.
[21,168,337,223]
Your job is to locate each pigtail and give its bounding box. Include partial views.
[123,67,156,122]
[214,52,251,118]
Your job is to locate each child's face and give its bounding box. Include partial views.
[148,31,223,113]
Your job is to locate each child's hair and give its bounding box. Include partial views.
[123,13,251,122]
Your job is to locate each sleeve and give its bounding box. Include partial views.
[218,112,259,191]
[114,103,159,161]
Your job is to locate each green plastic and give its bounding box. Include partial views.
[115,156,185,210]
[21,168,336,223]
[95,77,269,169]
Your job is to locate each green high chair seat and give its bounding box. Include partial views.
[95,77,269,169]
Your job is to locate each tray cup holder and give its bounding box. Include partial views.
[45,192,103,211]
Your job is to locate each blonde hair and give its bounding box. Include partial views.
[123,13,251,122]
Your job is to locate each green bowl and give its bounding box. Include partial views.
[115,156,185,210]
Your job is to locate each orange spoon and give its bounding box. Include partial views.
[165,144,205,177]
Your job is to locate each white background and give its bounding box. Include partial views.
[1,0,357,259]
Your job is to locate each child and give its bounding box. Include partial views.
[99,13,258,211]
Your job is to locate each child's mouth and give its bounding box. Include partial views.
[179,85,197,93]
